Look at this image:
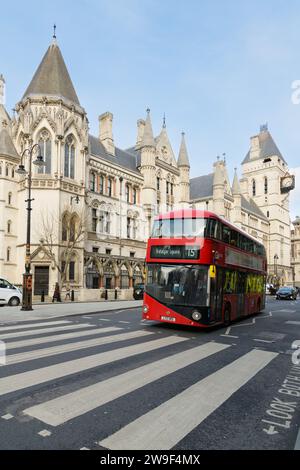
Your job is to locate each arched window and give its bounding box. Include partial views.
[69,216,76,242]
[126,184,130,203]
[5,166,9,177]
[8,193,12,205]
[133,187,137,205]
[12,168,15,178]
[99,175,104,194]
[62,213,69,241]
[90,172,96,192]
[6,247,10,262]
[107,178,112,197]
[264,177,268,194]
[64,135,75,179]
[38,129,52,174]
[252,179,256,196]
[7,221,11,234]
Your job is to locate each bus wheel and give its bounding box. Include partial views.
[224,305,231,326]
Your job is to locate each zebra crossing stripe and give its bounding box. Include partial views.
[0,320,71,331]
[6,327,121,350]
[100,349,278,450]
[0,323,91,340]
[7,330,153,365]
[0,336,186,396]
[23,342,230,426]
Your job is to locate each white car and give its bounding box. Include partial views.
[0,278,22,306]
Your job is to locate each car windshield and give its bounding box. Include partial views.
[146,264,209,307]
[278,287,291,293]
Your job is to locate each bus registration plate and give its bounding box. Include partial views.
[161,315,176,322]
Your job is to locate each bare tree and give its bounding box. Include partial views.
[39,207,86,287]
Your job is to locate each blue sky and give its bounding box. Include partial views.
[0,0,299,216]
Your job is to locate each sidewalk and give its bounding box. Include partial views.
[0,300,143,324]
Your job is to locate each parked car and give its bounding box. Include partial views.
[133,283,145,300]
[276,286,298,300]
[0,278,22,306]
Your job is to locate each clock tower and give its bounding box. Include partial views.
[241,124,294,285]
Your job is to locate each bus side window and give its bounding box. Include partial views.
[205,219,217,239]
[230,230,238,246]
[222,225,230,244]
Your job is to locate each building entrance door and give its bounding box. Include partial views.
[34,266,49,296]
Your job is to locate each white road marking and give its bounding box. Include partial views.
[7,330,153,365]
[220,334,239,339]
[98,319,111,322]
[100,349,278,450]
[23,342,229,426]
[1,413,14,420]
[294,427,300,450]
[253,339,274,343]
[285,321,300,325]
[0,323,91,340]
[0,336,185,397]
[5,327,120,350]
[38,429,52,437]
[0,320,71,331]
[118,321,130,324]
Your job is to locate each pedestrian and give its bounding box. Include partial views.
[52,282,61,302]
[65,283,71,301]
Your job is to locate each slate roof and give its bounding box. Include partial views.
[22,41,80,106]
[190,172,268,221]
[242,129,287,164]
[0,128,19,159]
[89,135,140,175]
[190,173,214,200]
[241,195,268,221]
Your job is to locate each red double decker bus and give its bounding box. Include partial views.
[142,209,267,328]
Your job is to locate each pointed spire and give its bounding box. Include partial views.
[22,40,80,105]
[0,74,5,105]
[177,132,190,167]
[232,168,241,195]
[162,113,166,128]
[0,127,19,159]
[141,108,155,147]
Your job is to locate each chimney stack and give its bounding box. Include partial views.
[249,135,260,160]
[99,111,115,155]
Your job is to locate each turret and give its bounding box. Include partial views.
[213,157,225,217]
[140,109,156,235]
[232,168,242,226]
[177,132,190,206]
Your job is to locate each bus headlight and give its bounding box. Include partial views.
[143,305,149,314]
[192,310,202,321]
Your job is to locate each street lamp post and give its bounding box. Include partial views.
[119,176,123,257]
[274,254,279,286]
[16,144,46,311]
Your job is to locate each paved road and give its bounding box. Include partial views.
[0,297,299,450]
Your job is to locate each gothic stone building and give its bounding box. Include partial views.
[0,38,295,300]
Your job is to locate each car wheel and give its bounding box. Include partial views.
[8,297,20,307]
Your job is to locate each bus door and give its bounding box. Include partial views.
[209,267,223,322]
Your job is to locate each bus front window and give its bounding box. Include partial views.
[146,264,208,307]
[151,218,207,238]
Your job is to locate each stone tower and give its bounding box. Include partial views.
[213,158,226,217]
[10,35,89,293]
[241,124,294,282]
[140,109,157,236]
[177,132,190,207]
